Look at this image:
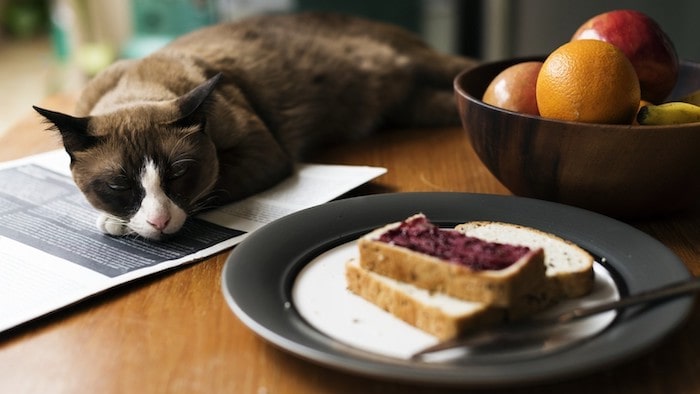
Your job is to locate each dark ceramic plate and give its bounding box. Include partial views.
[221,192,692,387]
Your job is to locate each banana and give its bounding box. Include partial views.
[636,102,700,125]
[679,89,700,106]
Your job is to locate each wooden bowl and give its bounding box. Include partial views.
[454,57,700,218]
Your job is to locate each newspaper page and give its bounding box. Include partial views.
[0,150,386,332]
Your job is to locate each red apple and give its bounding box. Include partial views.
[482,61,542,115]
[571,9,678,103]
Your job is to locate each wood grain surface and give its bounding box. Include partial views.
[0,96,698,394]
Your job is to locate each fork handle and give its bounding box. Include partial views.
[412,276,700,359]
[558,276,700,323]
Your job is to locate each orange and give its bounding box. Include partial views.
[536,39,641,124]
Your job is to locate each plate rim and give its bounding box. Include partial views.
[221,192,694,387]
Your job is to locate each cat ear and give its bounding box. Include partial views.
[33,106,98,153]
[173,73,223,128]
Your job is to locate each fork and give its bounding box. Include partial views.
[411,276,700,360]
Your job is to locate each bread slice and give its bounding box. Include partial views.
[347,217,595,339]
[345,258,504,340]
[455,221,594,299]
[357,214,546,308]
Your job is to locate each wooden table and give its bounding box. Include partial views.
[0,96,698,394]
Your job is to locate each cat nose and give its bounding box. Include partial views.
[147,216,171,231]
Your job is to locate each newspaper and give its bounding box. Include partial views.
[0,150,386,333]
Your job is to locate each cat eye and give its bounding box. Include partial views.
[168,160,192,180]
[107,176,131,191]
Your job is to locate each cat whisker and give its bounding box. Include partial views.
[186,181,227,214]
[122,232,142,241]
[189,194,222,215]
[116,221,140,238]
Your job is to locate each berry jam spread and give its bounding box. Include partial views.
[377,216,531,271]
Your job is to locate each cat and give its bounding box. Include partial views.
[33,12,477,240]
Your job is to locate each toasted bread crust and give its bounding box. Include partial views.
[345,259,504,340]
[358,225,547,307]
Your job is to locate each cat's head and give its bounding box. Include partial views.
[34,74,223,240]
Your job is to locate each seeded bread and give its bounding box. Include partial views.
[357,216,547,308]
[345,258,504,340]
[348,217,595,339]
[455,221,594,299]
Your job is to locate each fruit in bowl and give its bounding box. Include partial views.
[480,9,682,126]
[571,9,679,104]
[454,57,700,218]
[535,39,640,124]
[459,9,700,217]
[482,61,542,116]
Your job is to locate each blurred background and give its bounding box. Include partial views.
[1,0,699,135]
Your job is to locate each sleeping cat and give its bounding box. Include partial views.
[33,12,477,240]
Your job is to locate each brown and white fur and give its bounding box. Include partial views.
[34,12,477,240]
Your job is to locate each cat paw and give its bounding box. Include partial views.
[96,213,131,236]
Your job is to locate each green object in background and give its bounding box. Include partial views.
[76,43,115,76]
[132,0,218,36]
[296,0,421,34]
[48,3,70,63]
[121,35,174,60]
[1,0,49,39]
[122,0,219,59]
